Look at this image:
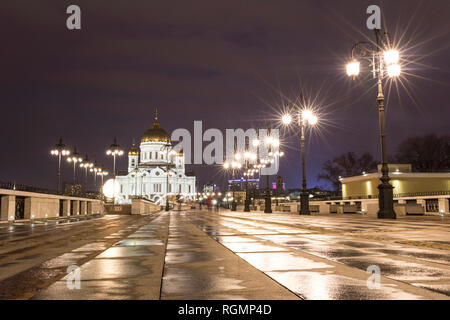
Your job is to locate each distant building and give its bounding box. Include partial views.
[288,187,335,201]
[341,164,450,199]
[273,175,285,192]
[338,164,450,214]
[63,182,82,196]
[202,184,215,194]
[115,112,196,204]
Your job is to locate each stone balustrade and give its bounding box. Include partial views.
[0,188,104,221]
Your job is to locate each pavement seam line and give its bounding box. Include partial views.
[158,211,171,300]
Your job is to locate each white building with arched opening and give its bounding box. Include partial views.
[114,113,196,204]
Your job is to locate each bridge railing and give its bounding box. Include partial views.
[0,181,102,199]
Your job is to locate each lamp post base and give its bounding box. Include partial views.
[244,199,251,212]
[264,197,272,213]
[377,182,396,219]
[231,201,237,211]
[299,192,310,215]
[165,201,170,212]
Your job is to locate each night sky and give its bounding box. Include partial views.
[0,0,449,191]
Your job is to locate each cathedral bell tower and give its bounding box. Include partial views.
[128,141,139,173]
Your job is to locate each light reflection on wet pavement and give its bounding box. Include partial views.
[1,210,449,299]
[160,211,298,300]
[32,214,170,300]
[187,210,450,299]
[0,214,157,299]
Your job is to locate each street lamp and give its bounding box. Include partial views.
[162,144,176,211]
[50,138,70,194]
[242,150,256,212]
[223,158,241,211]
[106,138,124,204]
[254,133,284,214]
[79,153,93,192]
[282,101,318,215]
[345,29,400,219]
[90,162,101,192]
[66,146,83,185]
[98,170,109,189]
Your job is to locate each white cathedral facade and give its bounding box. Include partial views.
[115,113,196,204]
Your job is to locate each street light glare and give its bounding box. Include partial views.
[252,139,260,147]
[387,63,401,77]
[102,179,120,198]
[302,110,313,120]
[272,139,280,147]
[282,114,292,125]
[346,60,360,77]
[384,49,399,65]
[308,115,318,126]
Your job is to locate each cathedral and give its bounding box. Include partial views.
[115,112,196,204]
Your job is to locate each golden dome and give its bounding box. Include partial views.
[141,110,171,143]
[128,142,139,155]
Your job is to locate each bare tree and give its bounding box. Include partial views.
[395,134,450,172]
[318,152,378,191]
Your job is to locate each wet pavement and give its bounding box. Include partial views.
[195,211,450,299]
[160,211,297,299]
[0,210,449,299]
[31,211,298,300]
[0,214,156,299]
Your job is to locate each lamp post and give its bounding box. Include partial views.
[282,102,318,215]
[50,138,70,194]
[98,170,108,189]
[106,138,123,204]
[263,156,272,213]
[254,133,284,213]
[244,167,258,207]
[345,29,400,219]
[162,143,176,211]
[252,137,266,212]
[79,153,93,193]
[223,158,241,211]
[243,150,256,212]
[90,162,99,191]
[67,146,83,186]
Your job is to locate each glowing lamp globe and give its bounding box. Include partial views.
[282,114,292,125]
[387,64,401,77]
[302,110,313,120]
[102,179,120,198]
[346,60,360,77]
[383,50,399,65]
[308,115,318,125]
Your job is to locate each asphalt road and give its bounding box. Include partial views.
[0,210,449,300]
